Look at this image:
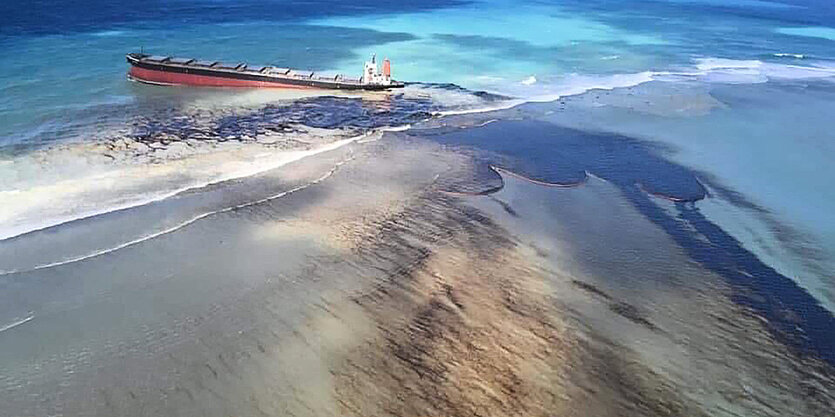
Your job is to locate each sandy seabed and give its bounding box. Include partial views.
[0,128,833,417]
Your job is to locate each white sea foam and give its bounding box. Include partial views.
[357,125,411,143]
[0,313,34,333]
[91,30,127,37]
[0,80,494,245]
[471,119,499,128]
[773,53,805,59]
[0,132,368,243]
[5,57,833,246]
[435,99,527,117]
[695,58,763,71]
[687,57,835,84]
[524,58,835,102]
[435,71,656,117]
[402,84,495,109]
[433,57,835,118]
[0,156,355,276]
[421,57,834,119]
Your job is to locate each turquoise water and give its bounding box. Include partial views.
[6,0,833,304]
[531,79,835,311]
[1,0,834,363]
[3,0,835,138]
[778,26,835,41]
[0,5,832,264]
[1,0,833,294]
[4,0,835,141]
[2,0,835,413]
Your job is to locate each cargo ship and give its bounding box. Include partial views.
[126,52,404,90]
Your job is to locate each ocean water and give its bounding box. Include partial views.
[2,0,835,415]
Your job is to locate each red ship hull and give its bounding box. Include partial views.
[125,52,404,90]
[129,66,314,89]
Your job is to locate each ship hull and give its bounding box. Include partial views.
[128,66,314,89]
[126,54,403,91]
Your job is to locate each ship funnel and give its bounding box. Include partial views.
[361,53,392,85]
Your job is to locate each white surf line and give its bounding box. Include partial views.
[434,99,526,117]
[0,313,34,334]
[467,119,498,128]
[491,166,588,188]
[381,124,413,132]
[0,155,357,277]
[585,171,609,183]
[357,124,411,143]
[773,53,805,59]
[0,132,370,243]
[431,79,651,118]
[430,58,835,121]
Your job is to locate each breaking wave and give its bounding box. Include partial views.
[3,56,834,245]
[0,85,500,244]
[0,313,34,334]
[686,57,835,83]
[440,165,589,197]
[481,57,835,108]
[0,155,354,276]
[0,134,364,243]
[773,53,805,59]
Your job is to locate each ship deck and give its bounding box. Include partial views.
[126,53,404,90]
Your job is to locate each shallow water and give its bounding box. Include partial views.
[2,0,835,415]
[418,114,835,365]
[529,79,835,312]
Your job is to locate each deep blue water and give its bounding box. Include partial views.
[0,0,467,37]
